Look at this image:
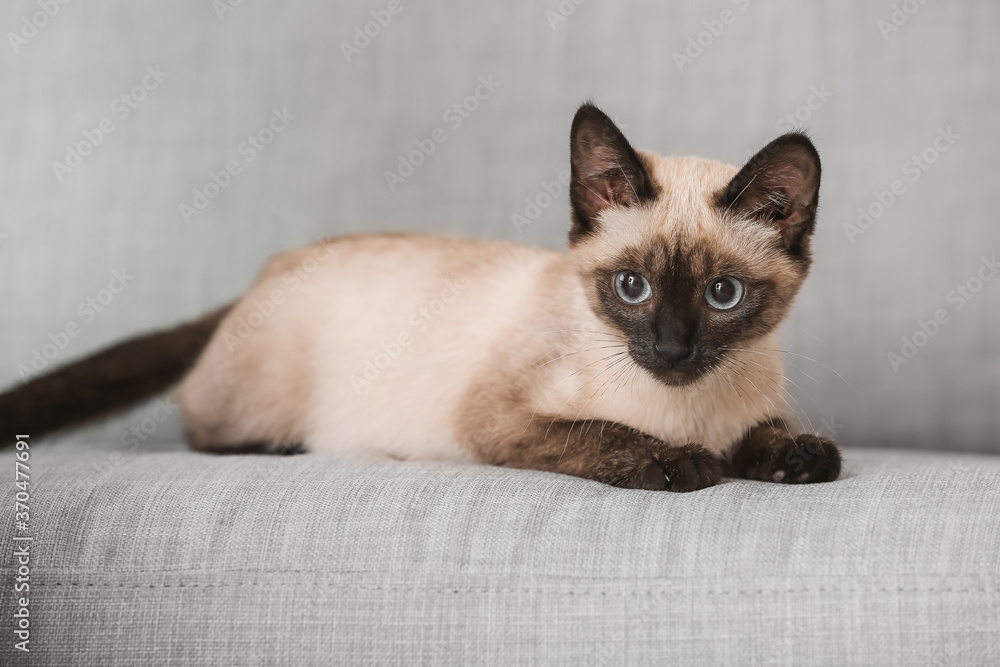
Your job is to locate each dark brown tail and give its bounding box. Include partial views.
[0,303,234,440]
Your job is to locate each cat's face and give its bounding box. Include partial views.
[567,104,821,387]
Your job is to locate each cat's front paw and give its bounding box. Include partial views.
[628,443,721,492]
[729,424,842,484]
[761,433,841,484]
[781,434,841,483]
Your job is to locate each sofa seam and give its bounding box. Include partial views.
[25,582,1000,594]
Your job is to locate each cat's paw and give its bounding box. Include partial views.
[628,443,721,492]
[768,433,841,484]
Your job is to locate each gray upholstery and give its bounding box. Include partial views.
[3,3,999,663]
[1,1,998,453]
[2,441,998,665]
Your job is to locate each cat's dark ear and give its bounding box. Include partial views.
[716,133,821,256]
[569,103,657,244]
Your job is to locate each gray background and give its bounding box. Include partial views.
[1,0,997,452]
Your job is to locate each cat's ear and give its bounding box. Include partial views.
[569,103,657,244]
[716,133,821,255]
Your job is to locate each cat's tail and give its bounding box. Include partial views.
[0,303,234,441]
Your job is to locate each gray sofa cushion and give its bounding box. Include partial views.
[3,1,999,455]
[2,442,999,666]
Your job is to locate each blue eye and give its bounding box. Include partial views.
[615,271,652,304]
[705,276,744,310]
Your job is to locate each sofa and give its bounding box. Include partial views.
[3,439,998,665]
[4,1,999,664]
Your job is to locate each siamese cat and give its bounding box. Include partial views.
[0,103,841,491]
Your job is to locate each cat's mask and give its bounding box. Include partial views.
[567,103,821,387]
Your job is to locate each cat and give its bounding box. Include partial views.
[0,103,841,491]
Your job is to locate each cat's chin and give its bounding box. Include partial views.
[632,353,730,389]
[660,376,701,388]
[626,355,708,388]
[648,368,705,388]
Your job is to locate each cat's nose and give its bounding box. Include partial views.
[654,339,693,368]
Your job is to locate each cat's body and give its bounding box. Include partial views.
[0,104,842,490]
[179,231,783,463]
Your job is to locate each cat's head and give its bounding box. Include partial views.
[567,103,820,387]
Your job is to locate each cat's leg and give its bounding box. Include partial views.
[186,429,306,456]
[207,441,306,456]
[487,419,721,492]
[726,419,841,484]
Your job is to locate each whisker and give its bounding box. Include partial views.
[729,364,782,438]
[732,357,814,434]
[722,354,824,431]
[614,159,639,201]
[598,356,635,401]
[540,328,629,343]
[723,351,809,398]
[724,173,757,216]
[724,360,754,412]
[720,347,821,384]
[758,347,861,396]
[558,355,634,459]
[510,343,626,388]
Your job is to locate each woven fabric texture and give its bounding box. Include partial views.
[2,442,998,665]
[2,1,999,453]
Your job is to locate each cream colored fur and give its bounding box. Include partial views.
[176,152,796,462]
